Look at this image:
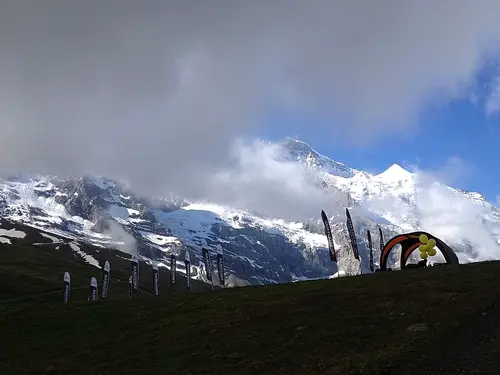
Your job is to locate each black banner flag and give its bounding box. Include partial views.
[63,272,70,303]
[216,244,225,286]
[101,260,110,300]
[201,239,212,281]
[89,277,98,302]
[367,230,374,272]
[170,254,177,288]
[379,227,384,252]
[152,264,159,296]
[346,208,360,260]
[321,210,337,262]
[128,276,132,298]
[131,255,139,295]
[184,250,191,291]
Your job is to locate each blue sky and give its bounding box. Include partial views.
[259,77,500,204]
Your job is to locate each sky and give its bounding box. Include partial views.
[1,1,500,209]
[260,88,500,203]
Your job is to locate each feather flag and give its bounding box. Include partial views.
[367,230,374,272]
[379,227,385,252]
[216,244,225,286]
[63,272,70,303]
[88,277,98,302]
[101,261,110,300]
[131,254,139,295]
[346,208,360,260]
[152,264,159,296]
[201,239,212,282]
[184,250,191,291]
[321,210,337,262]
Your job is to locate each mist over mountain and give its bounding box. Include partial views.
[0,138,499,286]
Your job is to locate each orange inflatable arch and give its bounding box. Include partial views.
[379,231,459,271]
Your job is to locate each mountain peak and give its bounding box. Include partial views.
[378,164,412,179]
[279,138,357,178]
[281,137,314,153]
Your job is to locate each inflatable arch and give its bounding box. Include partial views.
[379,231,459,271]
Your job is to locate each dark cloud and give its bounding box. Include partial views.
[0,1,500,200]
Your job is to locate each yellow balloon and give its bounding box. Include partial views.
[419,234,429,243]
[419,243,431,253]
[428,248,437,256]
[419,251,428,260]
[427,238,436,248]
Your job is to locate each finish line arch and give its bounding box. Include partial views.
[379,231,459,271]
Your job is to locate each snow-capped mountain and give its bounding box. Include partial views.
[0,137,499,286]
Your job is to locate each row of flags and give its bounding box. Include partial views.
[61,211,392,304]
[63,210,385,304]
[321,208,385,273]
[63,242,226,303]
[201,239,225,287]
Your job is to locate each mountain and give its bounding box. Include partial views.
[0,219,211,302]
[0,138,499,286]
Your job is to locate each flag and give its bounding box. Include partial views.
[346,208,360,260]
[101,260,110,300]
[378,227,384,270]
[184,250,191,291]
[63,272,70,303]
[201,239,212,281]
[321,210,337,262]
[128,276,132,298]
[89,277,98,302]
[216,244,225,286]
[170,253,177,288]
[379,227,384,252]
[367,230,374,272]
[131,254,139,295]
[152,264,159,296]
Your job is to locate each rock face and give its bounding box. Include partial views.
[0,138,499,286]
[54,178,110,220]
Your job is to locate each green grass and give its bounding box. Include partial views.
[2,259,500,375]
[0,241,211,302]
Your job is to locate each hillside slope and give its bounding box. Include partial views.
[0,220,211,302]
[2,261,500,375]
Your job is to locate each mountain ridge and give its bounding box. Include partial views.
[0,137,498,286]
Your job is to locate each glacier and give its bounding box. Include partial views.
[0,138,498,286]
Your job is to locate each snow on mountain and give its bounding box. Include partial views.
[280,137,357,178]
[0,138,499,286]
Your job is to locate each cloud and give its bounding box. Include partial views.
[1,1,500,198]
[408,159,498,262]
[204,139,348,221]
[107,219,137,255]
[410,156,476,186]
[485,76,500,116]
[208,142,500,265]
[359,157,500,263]
[414,175,500,263]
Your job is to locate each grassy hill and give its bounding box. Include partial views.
[2,256,500,374]
[0,219,212,303]
[0,242,211,303]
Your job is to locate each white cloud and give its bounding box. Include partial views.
[196,142,500,268]
[485,76,500,116]
[107,219,138,255]
[0,2,500,197]
[410,156,475,186]
[411,161,499,261]
[414,175,500,262]
[355,156,500,263]
[203,139,348,221]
